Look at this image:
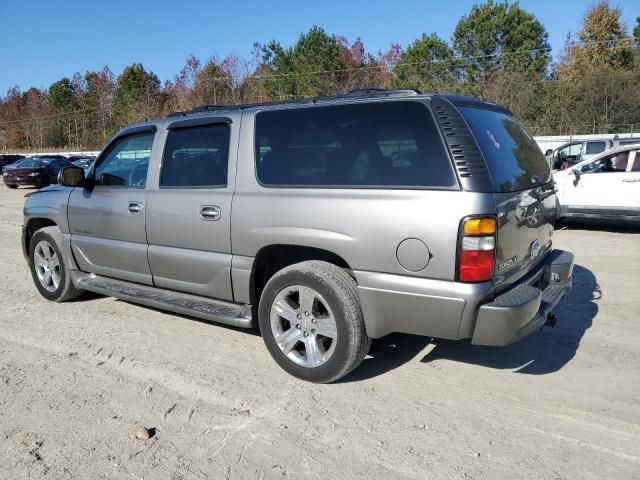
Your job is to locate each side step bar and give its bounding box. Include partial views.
[71,272,254,329]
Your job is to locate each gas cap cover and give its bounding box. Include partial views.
[396,238,430,272]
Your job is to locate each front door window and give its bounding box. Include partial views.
[94,133,154,187]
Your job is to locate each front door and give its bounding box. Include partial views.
[563,149,638,216]
[145,118,236,301]
[68,128,156,285]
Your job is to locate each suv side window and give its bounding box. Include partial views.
[94,133,154,187]
[160,124,230,188]
[255,101,457,188]
[585,141,607,155]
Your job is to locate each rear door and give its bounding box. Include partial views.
[145,116,237,302]
[458,106,555,288]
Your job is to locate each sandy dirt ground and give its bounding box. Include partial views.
[0,185,639,480]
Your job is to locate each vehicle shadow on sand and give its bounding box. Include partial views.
[421,264,599,375]
[343,264,599,381]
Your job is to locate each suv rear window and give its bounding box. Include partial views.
[255,101,457,188]
[458,107,551,192]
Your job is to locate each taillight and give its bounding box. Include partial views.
[458,216,497,283]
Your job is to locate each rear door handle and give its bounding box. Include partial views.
[128,202,144,214]
[200,205,221,221]
[622,178,638,183]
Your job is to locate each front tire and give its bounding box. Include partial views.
[29,227,83,302]
[258,261,371,383]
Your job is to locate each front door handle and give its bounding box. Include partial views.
[622,178,638,183]
[128,201,144,214]
[200,205,221,221]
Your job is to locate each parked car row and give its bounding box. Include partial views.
[1,154,96,189]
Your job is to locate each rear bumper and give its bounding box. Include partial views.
[471,250,574,346]
[353,249,573,344]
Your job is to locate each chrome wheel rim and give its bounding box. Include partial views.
[270,285,338,368]
[528,205,541,226]
[33,240,61,293]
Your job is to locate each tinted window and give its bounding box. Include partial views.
[94,133,154,187]
[586,141,606,155]
[255,102,456,188]
[459,107,551,192]
[631,151,640,172]
[160,124,230,187]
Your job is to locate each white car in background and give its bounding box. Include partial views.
[554,144,640,221]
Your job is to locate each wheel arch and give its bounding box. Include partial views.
[249,244,353,305]
[23,218,58,258]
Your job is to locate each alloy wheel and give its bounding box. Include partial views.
[33,240,61,292]
[269,285,338,368]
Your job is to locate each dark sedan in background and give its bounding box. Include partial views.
[0,154,26,172]
[3,156,73,189]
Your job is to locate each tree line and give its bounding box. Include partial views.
[1,0,639,151]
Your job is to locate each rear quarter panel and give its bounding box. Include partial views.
[232,110,495,283]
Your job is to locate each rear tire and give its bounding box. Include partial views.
[28,227,83,302]
[258,261,371,383]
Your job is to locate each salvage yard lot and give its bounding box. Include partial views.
[0,186,639,480]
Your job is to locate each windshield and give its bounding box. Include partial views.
[459,106,551,192]
[19,159,48,169]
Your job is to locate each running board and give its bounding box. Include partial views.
[71,272,254,329]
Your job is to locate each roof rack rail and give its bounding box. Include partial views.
[347,88,421,95]
[166,88,424,118]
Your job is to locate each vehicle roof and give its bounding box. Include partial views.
[162,89,513,120]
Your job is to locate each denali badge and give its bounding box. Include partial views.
[530,239,541,258]
[497,256,519,271]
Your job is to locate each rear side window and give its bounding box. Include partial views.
[255,101,456,188]
[458,107,551,192]
[585,141,607,155]
[160,124,230,188]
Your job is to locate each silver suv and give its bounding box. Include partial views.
[22,89,574,383]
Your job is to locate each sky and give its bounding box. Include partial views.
[1,0,638,94]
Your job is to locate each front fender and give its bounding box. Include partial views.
[23,187,73,233]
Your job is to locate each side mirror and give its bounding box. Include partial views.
[544,149,552,156]
[572,168,581,180]
[58,166,85,187]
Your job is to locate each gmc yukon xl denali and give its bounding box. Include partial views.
[22,89,574,383]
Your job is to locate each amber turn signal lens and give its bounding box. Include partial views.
[463,218,496,236]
